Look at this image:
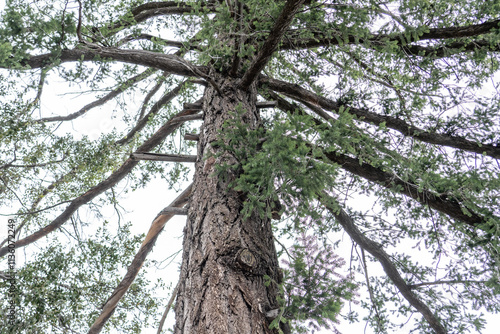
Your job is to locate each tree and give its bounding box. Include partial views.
[0,0,499,333]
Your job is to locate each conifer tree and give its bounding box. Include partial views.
[0,1,499,333]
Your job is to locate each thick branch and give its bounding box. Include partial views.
[321,194,446,334]
[262,77,500,159]
[320,146,493,229]
[281,19,500,51]
[88,184,192,334]
[14,47,208,78]
[239,0,306,89]
[266,89,495,229]
[0,108,200,258]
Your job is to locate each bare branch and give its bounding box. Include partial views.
[158,207,188,215]
[115,81,189,146]
[38,68,157,123]
[157,282,179,334]
[321,194,447,334]
[239,0,306,89]
[171,114,204,122]
[88,184,193,334]
[360,248,384,331]
[262,77,500,159]
[184,133,200,141]
[136,73,167,121]
[131,153,197,163]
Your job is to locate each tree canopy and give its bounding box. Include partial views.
[0,0,499,333]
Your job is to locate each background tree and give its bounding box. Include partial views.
[0,0,499,333]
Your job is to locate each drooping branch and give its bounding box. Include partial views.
[280,19,500,52]
[262,77,500,159]
[88,184,193,334]
[238,0,306,89]
[319,145,494,230]
[0,107,201,258]
[38,68,157,123]
[320,194,447,334]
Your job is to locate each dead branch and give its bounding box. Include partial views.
[131,153,197,163]
[88,184,193,334]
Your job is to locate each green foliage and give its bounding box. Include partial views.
[0,222,163,333]
[213,109,338,222]
[281,233,357,333]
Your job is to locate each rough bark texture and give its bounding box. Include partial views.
[174,74,283,334]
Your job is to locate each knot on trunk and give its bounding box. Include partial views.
[236,248,257,269]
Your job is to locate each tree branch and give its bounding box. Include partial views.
[266,89,497,230]
[238,0,306,89]
[0,107,200,258]
[280,19,500,52]
[117,34,190,49]
[37,68,157,123]
[409,279,487,289]
[320,146,496,230]
[0,168,77,248]
[115,81,188,146]
[320,194,447,334]
[130,153,197,163]
[13,47,208,78]
[88,184,193,334]
[262,77,500,159]
[101,1,212,39]
[402,39,500,58]
[157,281,180,334]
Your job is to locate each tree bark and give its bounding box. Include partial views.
[174,74,284,334]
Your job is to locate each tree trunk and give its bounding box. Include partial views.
[174,74,284,334]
